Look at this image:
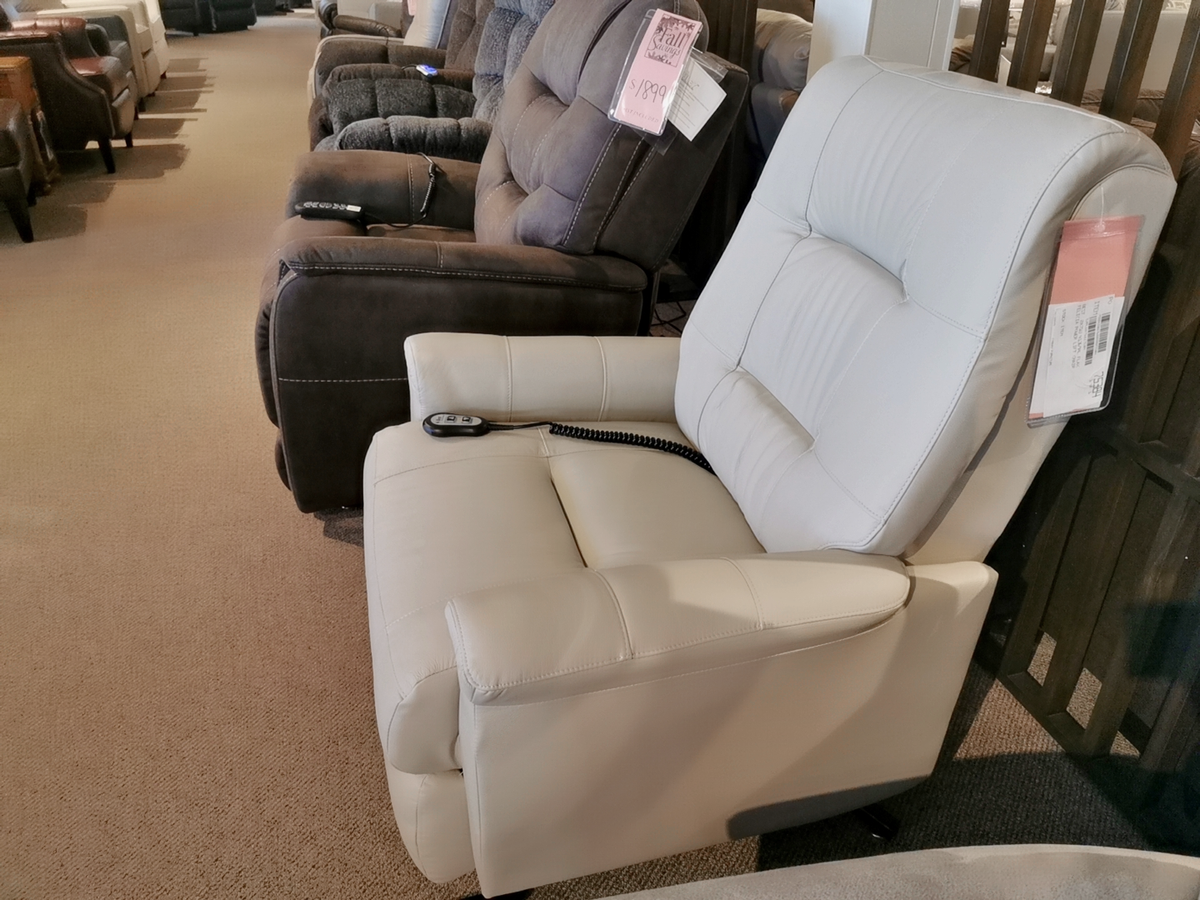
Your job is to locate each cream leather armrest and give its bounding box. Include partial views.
[445,551,911,705]
[406,334,680,424]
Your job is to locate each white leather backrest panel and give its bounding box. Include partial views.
[676,56,1175,555]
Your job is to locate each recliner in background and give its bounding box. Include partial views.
[258,0,748,512]
[312,0,553,159]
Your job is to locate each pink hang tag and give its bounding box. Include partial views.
[611,9,703,136]
[1028,216,1142,422]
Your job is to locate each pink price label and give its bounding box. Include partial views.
[612,9,702,135]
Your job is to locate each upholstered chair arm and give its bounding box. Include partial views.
[446,552,912,704]
[406,334,679,424]
[313,34,447,93]
[285,149,477,228]
[85,22,112,55]
[81,11,133,45]
[259,234,647,511]
[332,13,402,37]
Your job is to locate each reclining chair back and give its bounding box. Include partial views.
[471,0,551,122]
[475,0,745,272]
[676,56,1175,559]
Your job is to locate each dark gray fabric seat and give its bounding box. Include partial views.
[309,0,547,159]
[258,0,749,511]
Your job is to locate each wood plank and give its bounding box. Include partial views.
[1037,453,1145,717]
[1100,0,1167,122]
[1153,0,1200,175]
[969,0,1012,82]
[998,437,1093,679]
[1051,0,1108,104]
[1008,0,1058,91]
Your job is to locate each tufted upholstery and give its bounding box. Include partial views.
[313,0,553,156]
[325,75,476,134]
[358,56,1176,896]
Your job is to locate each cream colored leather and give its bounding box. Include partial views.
[406,333,681,425]
[361,55,1177,896]
[675,58,1174,558]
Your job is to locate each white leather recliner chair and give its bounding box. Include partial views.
[362,56,1177,896]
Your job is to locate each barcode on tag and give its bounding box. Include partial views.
[1030,294,1124,418]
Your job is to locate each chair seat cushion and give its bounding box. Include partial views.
[325,76,476,135]
[317,113,492,159]
[71,55,126,98]
[364,419,763,774]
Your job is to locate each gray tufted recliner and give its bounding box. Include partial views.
[258,0,748,512]
[307,0,492,145]
[310,0,550,160]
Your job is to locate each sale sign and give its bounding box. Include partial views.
[611,9,703,135]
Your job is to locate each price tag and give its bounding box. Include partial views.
[611,9,703,136]
[668,56,725,140]
[1028,216,1141,422]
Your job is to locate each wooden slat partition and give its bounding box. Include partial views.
[1007,0,1058,90]
[1154,0,1200,176]
[1100,0,1166,121]
[969,0,1013,81]
[1050,0,1107,104]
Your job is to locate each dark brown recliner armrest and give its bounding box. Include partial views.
[285,149,478,229]
[258,227,647,510]
[332,13,402,37]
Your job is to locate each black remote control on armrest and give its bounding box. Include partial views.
[294,201,364,221]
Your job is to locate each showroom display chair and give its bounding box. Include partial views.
[0,20,136,171]
[159,0,202,34]
[307,0,489,104]
[198,0,255,33]
[358,56,1176,895]
[314,0,406,38]
[15,0,166,96]
[258,0,748,512]
[311,0,552,156]
[0,97,36,241]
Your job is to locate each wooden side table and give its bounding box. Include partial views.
[0,55,59,190]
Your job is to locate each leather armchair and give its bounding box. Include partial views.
[259,0,749,512]
[0,16,135,171]
[0,97,36,241]
[159,0,202,34]
[359,57,1177,894]
[314,0,404,38]
[50,0,168,87]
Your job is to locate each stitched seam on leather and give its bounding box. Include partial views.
[596,337,609,420]
[598,144,643,239]
[277,377,408,383]
[389,568,583,634]
[412,775,427,861]
[467,603,901,689]
[479,177,517,214]
[284,264,640,289]
[727,558,763,630]
[564,124,620,245]
[592,570,632,659]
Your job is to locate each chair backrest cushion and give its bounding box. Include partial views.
[470,0,553,124]
[405,0,455,48]
[473,0,748,271]
[675,56,1175,559]
[444,0,493,69]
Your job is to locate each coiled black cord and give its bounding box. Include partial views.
[495,421,713,473]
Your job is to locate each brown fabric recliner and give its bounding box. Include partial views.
[0,13,135,172]
[259,0,749,512]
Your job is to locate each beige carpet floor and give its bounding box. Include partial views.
[0,12,1149,900]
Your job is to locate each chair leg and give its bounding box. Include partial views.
[4,192,34,243]
[124,132,134,148]
[26,184,37,207]
[99,137,116,173]
[854,803,900,841]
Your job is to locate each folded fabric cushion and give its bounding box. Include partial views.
[316,113,492,159]
[325,76,477,134]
